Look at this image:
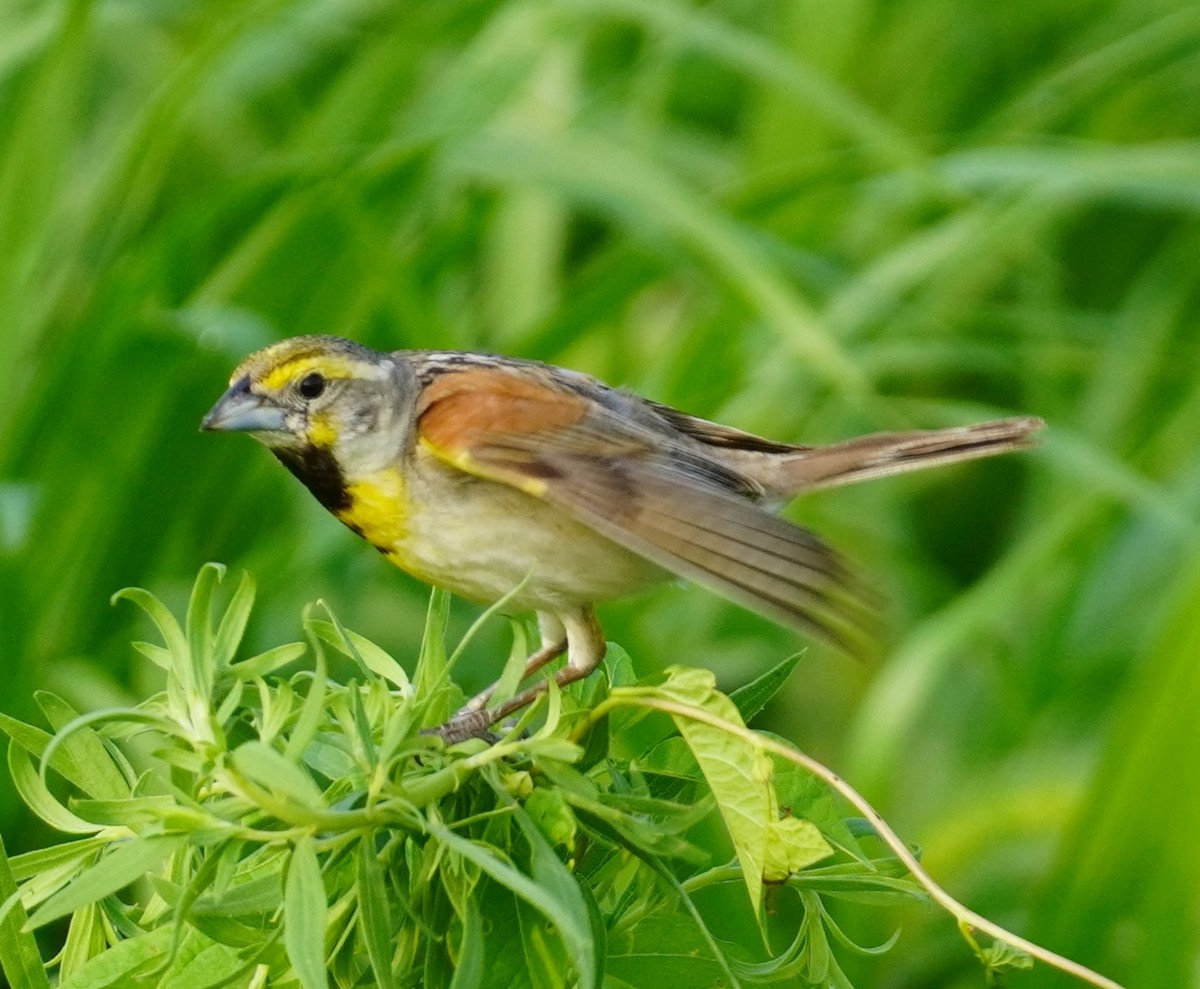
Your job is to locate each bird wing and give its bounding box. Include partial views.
[415,366,873,653]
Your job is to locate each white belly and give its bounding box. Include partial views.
[389,456,665,610]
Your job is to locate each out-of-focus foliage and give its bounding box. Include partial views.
[1,0,1197,985]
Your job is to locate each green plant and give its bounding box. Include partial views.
[0,565,1121,988]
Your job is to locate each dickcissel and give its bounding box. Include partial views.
[202,335,1041,740]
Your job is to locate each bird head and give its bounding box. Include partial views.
[202,336,413,492]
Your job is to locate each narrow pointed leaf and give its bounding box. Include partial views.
[35,692,130,800]
[26,833,187,929]
[212,570,256,668]
[284,835,328,989]
[357,833,397,989]
[0,834,50,989]
[8,744,98,835]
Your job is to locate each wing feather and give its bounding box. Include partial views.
[416,366,875,653]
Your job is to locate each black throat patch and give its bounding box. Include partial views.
[272,445,351,513]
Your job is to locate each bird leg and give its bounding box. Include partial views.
[456,612,567,714]
[434,607,605,743]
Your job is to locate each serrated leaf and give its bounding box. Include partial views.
[284,835,328,989]
[26,833,186,929]
[0,834,50,989]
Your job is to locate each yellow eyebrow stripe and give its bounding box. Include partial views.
[258,355,360,392]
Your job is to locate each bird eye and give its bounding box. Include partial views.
[298,372,326,399]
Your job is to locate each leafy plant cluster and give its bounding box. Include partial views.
[0,565,923,989]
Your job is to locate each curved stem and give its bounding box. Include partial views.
[591,694,1125,989]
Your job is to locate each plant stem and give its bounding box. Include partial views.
[591,694,1126,989]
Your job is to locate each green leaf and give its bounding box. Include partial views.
[35,692,131,800]
[0,712,94,796]
[728,653,802,723]
[0,833,50,989]
[309,617,411,691]
[284,835,328,989]
[185,562,226,701]
[513,806,598,989]
[413,588,451,721]
[160,940,251,989]
[188,872,285,917]
[231,741,324,810]
[227,642,308,681]
[654,666,772,915]
[132,641,173,671]
[212,570,255,669]
[7,743,99,835]
[487,617,531,707]
[70,796,209,830]
[7,835,110,882]
[26,832,187,929]
[111,586,188,682]
[60,901,106,981]
[429,817,596,989]
[516,897,571,989]
[606,915,730,988]
[448,893,485,989]
[56,928,174,989]
[763,816,833,881]
[357,833,397,989]
[286,618,329,763]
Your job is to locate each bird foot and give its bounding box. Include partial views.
[426,708,501,745]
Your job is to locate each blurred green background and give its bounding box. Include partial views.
[2,0,1198,985]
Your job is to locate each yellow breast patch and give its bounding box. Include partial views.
[336,469,411,553]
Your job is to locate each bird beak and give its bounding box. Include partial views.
[201,378,287,433]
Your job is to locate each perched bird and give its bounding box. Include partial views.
[202,335,1042,740]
